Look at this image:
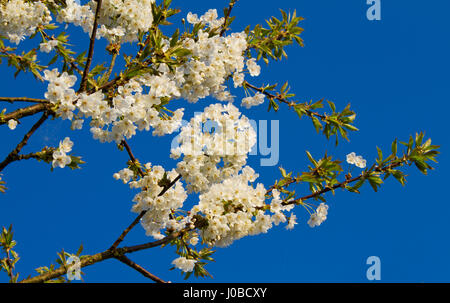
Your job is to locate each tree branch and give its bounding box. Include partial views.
[121,139,145,177]
[284,159,407,206]
[220,0,238,36]
[0,112,49,172]
[243,80,326,120]
[0,103,51,125]
[0,97,48,104]
[20,228,189,283]
[115,255,167,283]
[79,0,103,92]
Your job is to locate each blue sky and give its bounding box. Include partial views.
[0,0,449,282]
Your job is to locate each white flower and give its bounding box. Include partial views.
[308,203,329,228]
[59,137,74,153]
[241,93,265,109]
[347,152,367,168]
[52,137,75,169]
[39,40,59,53]
[113,168,134,184]
[7,119,17,130]
[355,156,367,169]
[172,257,197,273]
[186,12,199,24]
[71,119,84,130]
[189,236,199,246]
[286,214,297,230]
[52,150,72,169]
[246,58,261,77]
[346,152,357,165]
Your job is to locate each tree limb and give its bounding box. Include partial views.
[79,0,103,92]
[115,255,167,283]
[20,228,189,283]
[0,112,49,172]
[0,97,48,104]
[0,103,51,125]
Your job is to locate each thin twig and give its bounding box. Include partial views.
[0,103,51,125]
[0,97,48,104]
[115,255,167,283]
[121,139,145,177]
[284,160,406,206]
[0,112,49,172]
[244,80,327,120]
[220,0,238,36]
[103,51,118,83]
[79,0,103,92]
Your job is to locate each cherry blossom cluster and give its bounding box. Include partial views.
[186,9,225,29]
[0,0,52,45]
[42,68,184,142]
[87,77,184,142]
[58,0,155,43]
[52,137,74,169]
[57,0,95,34]
[307,203,329,228]
[114,163,188,240]
[157,9,261,103]
[190,167,268,247]
[171,103,257,193]
[190,167,296,247]
[43,68,77,121]
[346,152,367,168]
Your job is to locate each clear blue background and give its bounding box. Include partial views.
[0,0,449,282]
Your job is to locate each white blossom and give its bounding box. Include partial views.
[241,93,265,109]
[7,119,17,130]
[39,40,59,53]
[246,58,261,77]
[172,257,197,273]
[51,137,75,169]
[346,152,367,169]
[286,214,298,230]
[308,203,329,228]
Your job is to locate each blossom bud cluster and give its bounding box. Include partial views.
[114,164,188,240]
[0,0,51,45]
[171,103,257,193]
